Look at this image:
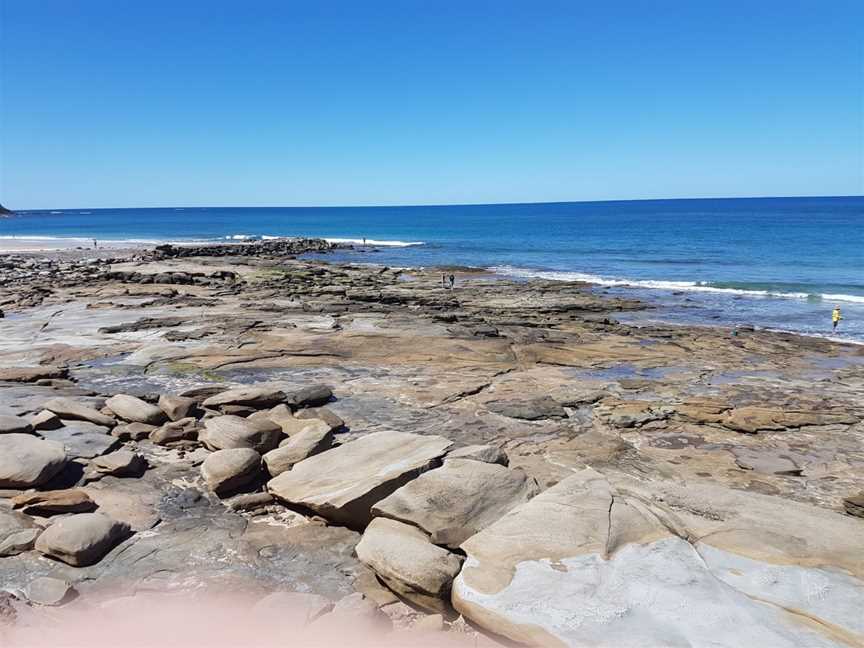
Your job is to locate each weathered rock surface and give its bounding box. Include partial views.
[105,394,166,425]
[0,434,67,488]
[24,576,75,606]
[844,492,864,518]
[446,444,508,466]
[201,415,281,453]
[452,468,864,647]
[0,509,41,556]
[40,422,120,459]
[252,591,334,626]
[373,459,539,548]
[732,448,802,475]
[722,406,857,434]
[35,512,131,567]
[0,414,33,434]
[43,397,116,427]
[268,431,453,528]
[12,489,97,515]
[0,365,68,383]
[202,386,286,411]
[355,518,464,612]
[263,425,334,477]
[486,397,566,420]
[201,448,261,495]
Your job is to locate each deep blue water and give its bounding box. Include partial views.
[3,197,863,341]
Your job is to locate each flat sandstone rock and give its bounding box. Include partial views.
[372,458,539,548]
[43,397,116,428]
[452,468,864,647]
[268,430,453,528]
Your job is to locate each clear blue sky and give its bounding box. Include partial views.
[1,1,862,208]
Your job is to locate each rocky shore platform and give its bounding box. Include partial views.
[0,239,862,646]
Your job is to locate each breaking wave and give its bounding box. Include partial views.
[489,265,864,304]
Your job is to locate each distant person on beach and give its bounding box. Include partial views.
[832,306,842,331]
[93,239,97,249]
[449,273,455,289]
[363,237,366,245]
[442,273,448,289]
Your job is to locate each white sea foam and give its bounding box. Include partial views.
[489,265,864,305]
[324,237,424,247]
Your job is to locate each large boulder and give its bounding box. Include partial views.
[149,417,199,445]
[268,431,453,528]
[35,512,131,567]
[355,518,463,613]
[43,397,116,427]
[263,425,334,477]
[201,415,281,453]
[295,406,344,430]
[0,509,41,556]
[105,394,166,425]
[201,448,261,495]
[372,459,539,548]
[252,406,334,438]
[202,387,286,411]
[0,434,67,488]
[30,410,62,431]
[452,468,864,647]
[285,385,333,409]
[111,422,156,441]
[88,450,147,478]
[157,394,197,421]
[0,414,33,434]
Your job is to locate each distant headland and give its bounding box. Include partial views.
[0,204,14,216]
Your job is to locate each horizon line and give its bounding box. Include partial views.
[4,193,862,212]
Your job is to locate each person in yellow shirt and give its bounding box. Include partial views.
[832,306,842,331]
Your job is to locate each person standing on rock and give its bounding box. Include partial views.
[832,306,842,331]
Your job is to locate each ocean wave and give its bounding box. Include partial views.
[324,238,424,247]
[489,265,864,304]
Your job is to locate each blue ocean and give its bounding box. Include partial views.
[3,196,863,342]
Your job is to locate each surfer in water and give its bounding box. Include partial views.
[832,306,842,331]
